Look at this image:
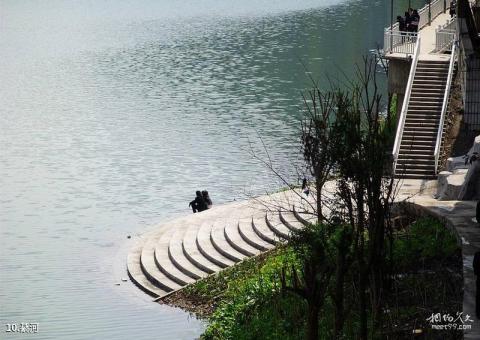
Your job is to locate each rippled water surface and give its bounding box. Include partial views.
[0,0,421,339]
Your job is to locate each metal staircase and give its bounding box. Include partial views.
[392,37,457,179]
[396,60,449,179]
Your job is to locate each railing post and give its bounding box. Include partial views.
[429,0,432,25]
[444,0,447,13]
[390,0,394,53]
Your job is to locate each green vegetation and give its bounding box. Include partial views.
[176,217,461,339]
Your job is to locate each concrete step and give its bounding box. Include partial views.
[182,223,222,274]
[400,144,435,151]
[404,122,439,128]
[127,239,169,298]
[401,140,436,147]
[398,153,435,160]
[395,174,437,179]
[410,91,444,96]
[395,168,436,176]
[197,222,236,268]
[408,101,443,107]
[279,210,305,232]
[140,233,183,293]
[166,228,209,280]
[238,219,274,251]
[396,161,435,169]
[415,71,448,76]
[252,217,280,244]
[412,80,445,87]
[397,159,435,166]
[224,221,260,257]
[210,221,246,263]
[293,205,313,226]
[416,64,449,69]
[413,77,446,82]
[402,129,438,136]
[154,228,197,286]
[406,111,442,116]
[265,211,291,239]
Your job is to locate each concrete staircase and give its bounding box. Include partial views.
[395,59,450,179]
[127,194,316,299]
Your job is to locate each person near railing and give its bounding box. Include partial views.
[450,0,457,17]
[410,9,420,32]
[405,11,412,31]
[397,15,407,42]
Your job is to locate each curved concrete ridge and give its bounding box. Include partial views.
[167,228,208,280]
[265,211,291,239]
[197,222,236,268]
[211,221,247,262]
[127,239,168,298]
[252,216,279,244]
[140,232,182,293]
[279,210,304,231]
[154,228,195,286]
[238,219,273,251]
[224,221,259,257]
[183,222,222,274]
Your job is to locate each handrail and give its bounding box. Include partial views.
[434,40,457,174]
[392,37,422,174]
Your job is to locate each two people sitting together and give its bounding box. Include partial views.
[189,190,212,213]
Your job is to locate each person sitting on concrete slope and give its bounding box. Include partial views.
[202,190,213,209]
[189,191,207,213]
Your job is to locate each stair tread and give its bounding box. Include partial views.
[183,223,222,273]
[140,233,183,292]
[197,222,235,268]
[238,219,274,251]
[266,211,291,239]
[252,216,280,244]
[167,228,209,280]
[127,240,169,298]
[210,221,247,262]
[224,220,261,256]
[154,228,197,286]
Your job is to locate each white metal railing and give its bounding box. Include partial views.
[384,31,418,54]
[435,16,456,51]
[434,40,457,174]
[436,29,456,51]
[392,37,422,173]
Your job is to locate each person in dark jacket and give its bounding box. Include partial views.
[202,190,213,209]
[450,0,457,18]
[189,191,207,213]
[410,9,420,33]
[404,11,412,32]
[397,15,406,34]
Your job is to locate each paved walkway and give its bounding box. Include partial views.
[127,179,479,337]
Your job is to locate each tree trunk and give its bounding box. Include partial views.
[359,270,368,340]
[316,178,323,223]
[334,252,346,338]
[307,302,320,340]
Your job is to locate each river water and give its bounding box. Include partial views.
[0,0,422,339]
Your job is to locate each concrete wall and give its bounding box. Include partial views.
[388,58,411,116]
[388,58,411,96]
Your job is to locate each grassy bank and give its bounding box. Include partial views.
[162,217,462,339]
